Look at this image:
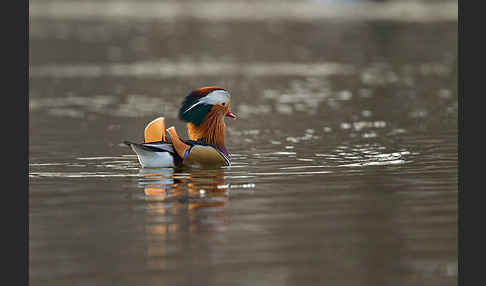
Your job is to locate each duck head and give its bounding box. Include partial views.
[178,86,236,147]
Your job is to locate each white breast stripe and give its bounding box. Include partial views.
[218,150,231,166]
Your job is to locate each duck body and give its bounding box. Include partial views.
[125,139,230,168]
[125,86,236,168]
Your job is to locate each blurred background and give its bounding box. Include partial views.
[29,0,458,285]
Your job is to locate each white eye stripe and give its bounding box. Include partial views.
[183,90,230,114]
[201,90,230,106]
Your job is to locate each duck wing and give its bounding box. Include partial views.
[124,141,175,153]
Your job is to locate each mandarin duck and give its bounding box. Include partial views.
[124,86,237,168]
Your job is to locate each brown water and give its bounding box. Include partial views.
[29,1,458,285]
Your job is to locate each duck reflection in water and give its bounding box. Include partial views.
[139,167,230,236]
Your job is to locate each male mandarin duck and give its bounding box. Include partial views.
[124,86,237,168]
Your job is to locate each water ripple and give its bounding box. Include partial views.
[29,141,413,180]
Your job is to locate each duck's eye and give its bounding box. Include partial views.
[221,102,226,106]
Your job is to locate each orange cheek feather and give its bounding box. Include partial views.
[186,105,226,147]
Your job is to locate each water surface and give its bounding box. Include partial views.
[29,1,457,285]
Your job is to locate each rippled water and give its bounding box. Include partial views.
[29,1,458,285]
